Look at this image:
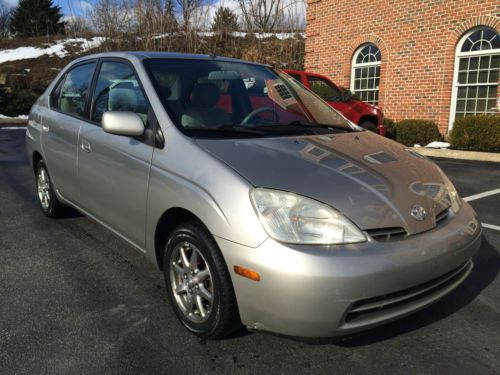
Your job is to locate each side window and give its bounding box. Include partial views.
[289,74,302,82]
[307,76,342,102]
[52,63,96,117]
[92,61,149,124]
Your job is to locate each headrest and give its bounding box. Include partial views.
[109,88,138,111]
[191,83,220,108]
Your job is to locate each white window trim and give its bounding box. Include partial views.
[350,44,381,105]
[448,27,500,130]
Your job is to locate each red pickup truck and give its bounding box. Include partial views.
[284,69,385,135]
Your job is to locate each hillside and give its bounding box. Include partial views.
[0,33,305,118]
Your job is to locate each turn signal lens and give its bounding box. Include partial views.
[234,265,261,282]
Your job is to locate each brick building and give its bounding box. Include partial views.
[305,0,500,133]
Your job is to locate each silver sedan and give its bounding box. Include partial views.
[26,52,481,339]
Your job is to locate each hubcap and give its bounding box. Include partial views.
[37,168,51,210]
[169,241,214,323]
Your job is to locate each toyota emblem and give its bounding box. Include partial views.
[410,205,427,221]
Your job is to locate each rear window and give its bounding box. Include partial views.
[51,63,96,118]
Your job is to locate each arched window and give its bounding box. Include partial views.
[450,27,500,127]
[351,44,381,104]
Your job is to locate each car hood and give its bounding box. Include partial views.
[196,131,452,235]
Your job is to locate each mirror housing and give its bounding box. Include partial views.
[102,111,145,137]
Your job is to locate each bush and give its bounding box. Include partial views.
[0,89,38,116]
[450,115,500,152]
[395,119,441,146]
[383,118,397,139]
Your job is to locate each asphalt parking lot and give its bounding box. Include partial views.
[1,126,499,374]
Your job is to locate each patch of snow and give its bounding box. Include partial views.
[0,114,28,120]
[425,141,450,149]
[151,31,304,40]
[0,37,105,64]
[0,126,26,130]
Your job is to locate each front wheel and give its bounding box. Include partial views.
[360,120,378,133]
[163,222,241,339]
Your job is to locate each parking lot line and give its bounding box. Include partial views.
[463,188,500,202]
[482,223,500,231]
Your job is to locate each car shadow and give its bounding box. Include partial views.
[59,206,84,219]
[291,234,499,347]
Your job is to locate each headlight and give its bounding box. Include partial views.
[437,169,462,213]
[442,174,462,213]
[250,188,366,245]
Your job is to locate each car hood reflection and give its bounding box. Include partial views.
[196,131,452,235]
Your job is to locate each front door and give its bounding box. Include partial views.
[77,60,154,248]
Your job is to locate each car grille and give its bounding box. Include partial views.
[342,260,472,327]
[435,207,450,224]
[367,207,451,242]
[366,227,408,241]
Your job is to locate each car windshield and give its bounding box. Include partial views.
[307,75,343,102]
[145,59,356,138]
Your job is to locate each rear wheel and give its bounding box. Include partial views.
[163,222,241,339]
[360,120,378,133]
[35,160,64,218]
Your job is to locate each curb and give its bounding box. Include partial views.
[0,119,28,125]
[411,147,500,163]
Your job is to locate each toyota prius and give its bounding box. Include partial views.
[26,52,481,339]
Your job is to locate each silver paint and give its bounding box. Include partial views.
[26,52,482,338]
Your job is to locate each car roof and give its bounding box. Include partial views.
[74,51,269,66]
[284,69,331,80]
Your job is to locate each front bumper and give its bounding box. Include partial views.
[216,202,481,338]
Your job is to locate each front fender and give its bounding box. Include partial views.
[144,127,268,266]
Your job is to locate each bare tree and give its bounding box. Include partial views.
[176,0,203,31]
[91,0,134,47]
[135,0,177,49]
[238,0,284,33]
[65,0,93,37]
[0,0,13,37]
[64,16,92,37]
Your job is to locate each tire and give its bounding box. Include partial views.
[35,160,65,218]
[360,120,378,133]
[163,221,241,339]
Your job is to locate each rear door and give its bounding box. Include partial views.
[42,62,96,201]
[77,59,155,248]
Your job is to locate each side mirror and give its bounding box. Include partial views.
[341,90,352,102]
[102,111,145,137]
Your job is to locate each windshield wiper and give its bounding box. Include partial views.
[184,125,265,136]
[254,121,355,134]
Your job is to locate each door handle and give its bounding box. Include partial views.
[81,140,92,153]
[42,124,49,132]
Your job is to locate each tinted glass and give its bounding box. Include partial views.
[53,63,95,117]
[307,76,342,101]
[146,59,353,138]
[92,61,149,124]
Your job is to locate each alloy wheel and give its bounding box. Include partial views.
[37,167,51,210]
[169,241,214,323]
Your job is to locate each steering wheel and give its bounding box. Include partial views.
[241,107,280,125]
